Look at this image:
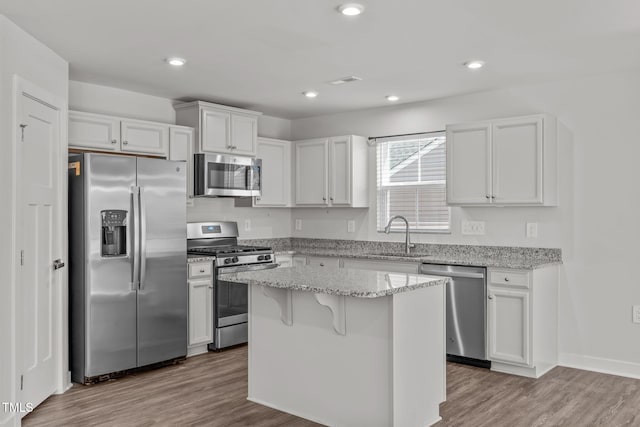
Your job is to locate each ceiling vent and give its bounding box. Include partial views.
[328,75,363,85]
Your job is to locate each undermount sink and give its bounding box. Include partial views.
[367,252,431,258]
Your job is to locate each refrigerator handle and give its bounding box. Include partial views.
[131,186,141,291]
[139,187,147,290]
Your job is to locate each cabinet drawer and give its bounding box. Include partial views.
[189,262,213,278]
[489,270,530,288]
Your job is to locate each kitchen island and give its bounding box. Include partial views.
[221,265,449,427]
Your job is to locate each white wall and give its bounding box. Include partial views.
[0,15,68,426]
[291,69,640,377]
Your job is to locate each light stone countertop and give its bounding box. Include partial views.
[187,255,216,263]
[220,265,449,298]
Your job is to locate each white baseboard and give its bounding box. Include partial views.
[559,353,640,380]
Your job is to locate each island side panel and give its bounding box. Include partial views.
[248,285,394,427]
[392,284,446,427]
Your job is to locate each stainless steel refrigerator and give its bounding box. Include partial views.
[68,153,187,384]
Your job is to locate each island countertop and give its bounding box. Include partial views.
[219,265,449,298]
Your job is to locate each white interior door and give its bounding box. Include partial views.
[17,85,61,412]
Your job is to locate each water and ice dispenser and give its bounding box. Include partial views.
[101,210,127,257]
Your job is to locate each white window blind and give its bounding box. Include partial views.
[376,131,450,233]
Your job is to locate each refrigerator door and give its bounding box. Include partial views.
[84,154,138,377]
[136,157,188,366]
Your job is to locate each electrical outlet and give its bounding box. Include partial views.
[633,305,640,324]
[244,219,251,232]
[347,220,355,233]
[461,220,485,235]
[295,219,302,231]
[526,222,538,238]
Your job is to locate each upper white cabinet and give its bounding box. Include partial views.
[168,125,195,205]
[69,111,170,157]
[175,101,261,156]
[446,114,558,206]
[294,135,368,207]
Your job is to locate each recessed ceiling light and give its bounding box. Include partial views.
[464,60,485,70]
[302,91,318,98]
[337,3,365,16]
[166,57,186,67]
[386,95,399,102]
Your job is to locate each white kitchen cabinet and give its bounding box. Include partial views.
[187,261,214,357]
[305,256,341,268]
[235,137,292,208]
[68,111,121,151]
[275,254,293,267]
[175,101,261,156]
[294,135,368,207]
[168,126,195,206]
[121,119,168,155]
[446,114,558,206]
[487,266,558,378]
[69,110,171,157]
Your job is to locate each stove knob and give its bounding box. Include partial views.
[264,254,271,261]
[257,255,265,261]
[232,256,239,264]
[224,258,232,265]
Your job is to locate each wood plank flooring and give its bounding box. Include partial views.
[23,345,640,426]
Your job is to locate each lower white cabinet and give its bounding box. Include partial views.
[188,261,214,357]
[487,266,558,378]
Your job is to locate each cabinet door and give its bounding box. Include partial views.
[169,126,194,205]
[492,117,543,204]
[201,108,231,153]
[446,123,492,204]
[306,256,340,268]
[231,114,257,156]
[255,138,290,206]
[293,256,307,267]
[488,287,531,366]
[276,255,293,267]
[295,139,328,205]
[69,111,120,151]
[329,136,351,206]
[121,120,169,155]
[189,279,213,346]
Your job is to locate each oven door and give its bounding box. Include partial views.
[194,153,261,197]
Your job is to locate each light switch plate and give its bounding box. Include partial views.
[526,222,538,238]
[461,220,485,235]
[633,305,640,324]
[244,219,251,232]
[295,219,302,231]
[347,220,355,233]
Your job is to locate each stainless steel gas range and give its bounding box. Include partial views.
[187,221,277,350]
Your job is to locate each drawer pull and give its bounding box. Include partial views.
[200,268,206,273]
[488,295,493,300]
[504,277,510,282]
[319,263,325,267]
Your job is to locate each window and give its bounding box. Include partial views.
[376,131,450,233]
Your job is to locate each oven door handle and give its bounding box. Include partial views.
[218,263,280,274]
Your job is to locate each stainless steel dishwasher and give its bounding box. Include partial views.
[420,263,490,368]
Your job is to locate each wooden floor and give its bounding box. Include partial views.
[23,346,640,426]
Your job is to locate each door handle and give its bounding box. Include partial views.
[53,259,65,270]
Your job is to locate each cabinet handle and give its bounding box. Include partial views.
[122,140,128,145]
[491,195,496,199]
[208,286,213,289]
[322,197,327,201]
[319,263,325,267]
[111,139,117,144]
[488,295,494,300]
[200,268,206,273]
[485,195,491,199]
[504,277,509,282]
[256,197,261,201]
[330,197,334,201]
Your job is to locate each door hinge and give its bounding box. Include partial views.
[20,374,23,390]
[19,124,27,142]
[20,250,24,266]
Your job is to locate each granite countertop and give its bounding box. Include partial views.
[220,265,449,298]
[276,249,560,269]
[187,255,216,263]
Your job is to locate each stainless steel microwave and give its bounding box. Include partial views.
[194,153,261,197]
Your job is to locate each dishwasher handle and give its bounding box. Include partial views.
[420,269,485,280]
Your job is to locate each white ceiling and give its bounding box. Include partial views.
[1,0,638,119]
